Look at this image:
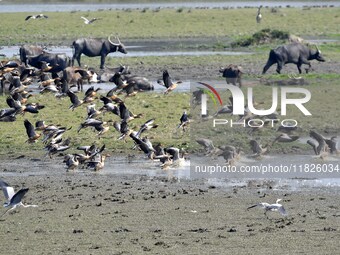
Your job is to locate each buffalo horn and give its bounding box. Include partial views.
[108,36,120,46]
[116,36,122,44]
[315,44,321,54]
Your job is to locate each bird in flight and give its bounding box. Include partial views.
[81,16,98,24]
[158,70,182,95]
[25,14,48,21]
[0,179,38,217]
[247,198,287,218]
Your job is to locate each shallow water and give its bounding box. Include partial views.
[107,154,340,190]
[1,1,340,13]
[0,46,253,59]
[1,154,339,190]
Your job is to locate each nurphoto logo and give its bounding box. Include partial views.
[198,83,311,128]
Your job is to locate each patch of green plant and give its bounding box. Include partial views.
[231,29,289,47]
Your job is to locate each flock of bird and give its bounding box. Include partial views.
[0,53,190,174]
[25,13,99,25]
[25,5,264,25]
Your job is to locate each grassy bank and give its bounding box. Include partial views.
[0,7,339,45]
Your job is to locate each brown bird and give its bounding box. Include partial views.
[24,119,41,143]
[158,70,182,95]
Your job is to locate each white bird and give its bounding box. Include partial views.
[0,179,38,217]
[247,198,287,218]
[81,16,98,24]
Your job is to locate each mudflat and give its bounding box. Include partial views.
[0,157,339,255]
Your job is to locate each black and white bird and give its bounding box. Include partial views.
[178,111,190,131]
[247,199,287,218]
[0,179,38,217]
[25,14,48,21]
[81,16,98,24]
[256,6,262,23]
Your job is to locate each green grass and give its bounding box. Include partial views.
[0,92,190,157]
[0,7,340,45]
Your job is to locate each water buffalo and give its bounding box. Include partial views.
[262,43,325,74]
[110,72,154,92]
[63,66,98,91]
[72,36,127,69]
[19,45,45,65]
[98,65,130,82]
[219,64,243,87]
[28,52,71,73]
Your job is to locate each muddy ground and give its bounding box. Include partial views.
[0,157,339,255]
[126,58,339,82]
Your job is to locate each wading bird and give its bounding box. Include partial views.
[0,179,38,217]
[247,198,287,218]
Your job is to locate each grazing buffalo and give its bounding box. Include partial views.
[28,52,71,73]
[262,43,325,74]
[219,64,243,87]
[19,45,45,65]
[72,36,127,69]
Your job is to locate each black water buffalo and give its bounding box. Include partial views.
[28,52,71,73]
[262,43,325,74]
[98,65,130,82]
[110,72,154,91]
[219,64,243,87]
[19,45,45,65]
[72,36,127,69]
